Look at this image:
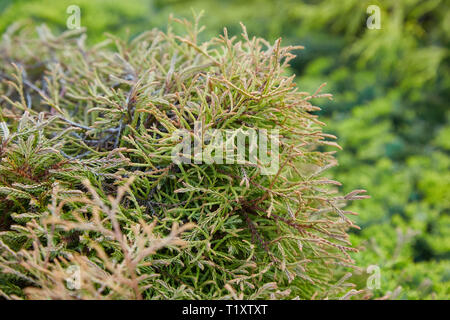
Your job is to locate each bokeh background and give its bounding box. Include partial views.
[0,0,448,299]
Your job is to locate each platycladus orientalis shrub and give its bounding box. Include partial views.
[0,16,368,299]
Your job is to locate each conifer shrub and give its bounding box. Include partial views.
[0,17,368,299]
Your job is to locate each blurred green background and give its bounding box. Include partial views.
[0,0,449,299]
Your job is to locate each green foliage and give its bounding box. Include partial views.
[0,0,155,44]
[1,0,449,299]
[0,17,367,299]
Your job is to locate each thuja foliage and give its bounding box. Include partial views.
[0,17,368,299]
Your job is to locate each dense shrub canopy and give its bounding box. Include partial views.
[0,18,367,299]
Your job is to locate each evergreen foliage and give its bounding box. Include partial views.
[1,0,448,300]
[0,17,367,299]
